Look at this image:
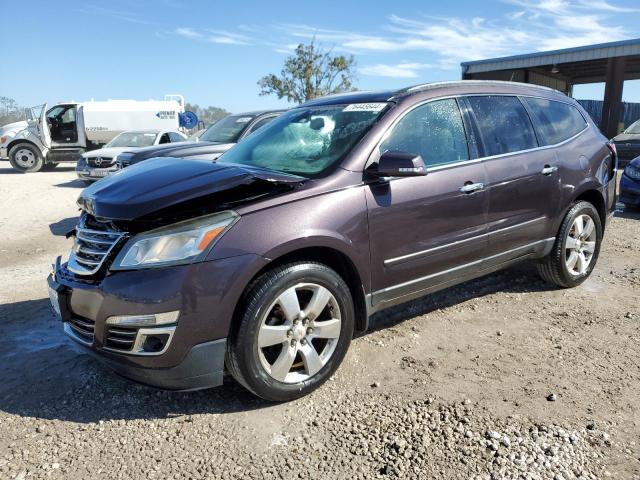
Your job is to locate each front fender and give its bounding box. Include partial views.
[208,185,371,292]
[7,135,48,158]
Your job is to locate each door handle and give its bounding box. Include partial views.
[459,182,485,194]
[541,165,558,175]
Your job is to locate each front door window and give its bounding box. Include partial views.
[380,98,469,167]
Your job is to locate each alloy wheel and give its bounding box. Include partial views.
[257,283,342,384]
[564,214,597,276]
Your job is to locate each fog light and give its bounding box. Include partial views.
[132,326,176,356]
[141,334,169,353]
[106,310,179,327]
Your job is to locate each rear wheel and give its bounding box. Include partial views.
[9,144,44,172]
[537,201,602,288]
[226,262,354,401]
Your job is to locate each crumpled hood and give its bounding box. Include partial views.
[78,157,304,221]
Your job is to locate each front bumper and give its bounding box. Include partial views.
[76,165,118,181]
[0,146,8,159]
[620,173,640,206]
[48,253,268,390]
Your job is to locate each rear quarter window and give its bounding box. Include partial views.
[467,96,538,157]
[522,97,587,146]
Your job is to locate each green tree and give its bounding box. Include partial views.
[258,41,356,104]
[0,96,26,125]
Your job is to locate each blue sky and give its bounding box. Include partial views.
[2,0,640,113]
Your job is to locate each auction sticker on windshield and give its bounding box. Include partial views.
[343,103,387,112]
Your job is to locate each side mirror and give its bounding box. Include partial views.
[369,151,427,178]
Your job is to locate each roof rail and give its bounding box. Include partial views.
[391,80,561,99]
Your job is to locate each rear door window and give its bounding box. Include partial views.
[380,98,469,167]
[467,96,538,156]
[522,97,588,146]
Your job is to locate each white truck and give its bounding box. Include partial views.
[1,95,186,172]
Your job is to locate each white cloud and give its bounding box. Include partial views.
[206,30,253,45]
[77,5,151,25]
[172,1,633,68]
[360,62,437,78]
[175,27,253,46]
[576,0,640,12]
[278,1,631,69]
[175,27,202,39]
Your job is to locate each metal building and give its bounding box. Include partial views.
[460,38,640,139]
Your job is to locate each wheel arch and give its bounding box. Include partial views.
[7,139,47,161]
[7,138,43,154]
[572,186,607,231]
[232,246,370,335]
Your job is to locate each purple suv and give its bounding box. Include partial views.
[48,81,617,401]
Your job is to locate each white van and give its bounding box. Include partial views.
[2,95,185,172]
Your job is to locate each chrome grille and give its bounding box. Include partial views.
[64,316,95,345]
[105,326,137,352]
[67,215,125,276]
[87,156,113,167]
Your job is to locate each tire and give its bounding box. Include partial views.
[537,201,602,288]
[9,143,44,172]
[226,262,354,402]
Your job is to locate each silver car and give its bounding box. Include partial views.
[76,129,186,183]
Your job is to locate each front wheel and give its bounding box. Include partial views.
[9,144,44,172]
[226,262,354,401]
[537,201,602,288]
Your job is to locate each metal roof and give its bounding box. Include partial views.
[461,38,640,75]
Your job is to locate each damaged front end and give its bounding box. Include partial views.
[64,157,304,281]
[47,157,301,387]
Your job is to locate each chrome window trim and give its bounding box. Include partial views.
[384,216,546,266]
[367,93,590,175]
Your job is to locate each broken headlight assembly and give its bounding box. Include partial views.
[111,211,239,270]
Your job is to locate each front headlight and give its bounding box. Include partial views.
[624,164,640,180]
[111,211,238,270]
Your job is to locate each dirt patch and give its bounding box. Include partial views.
[0,168,639,479]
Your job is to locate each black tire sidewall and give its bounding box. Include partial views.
[557,202,602,286]
[230,263,354,402]
[9,144,44,173]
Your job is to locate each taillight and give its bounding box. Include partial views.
[606,141,618,173]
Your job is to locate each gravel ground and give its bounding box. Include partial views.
[0,165,639,479]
